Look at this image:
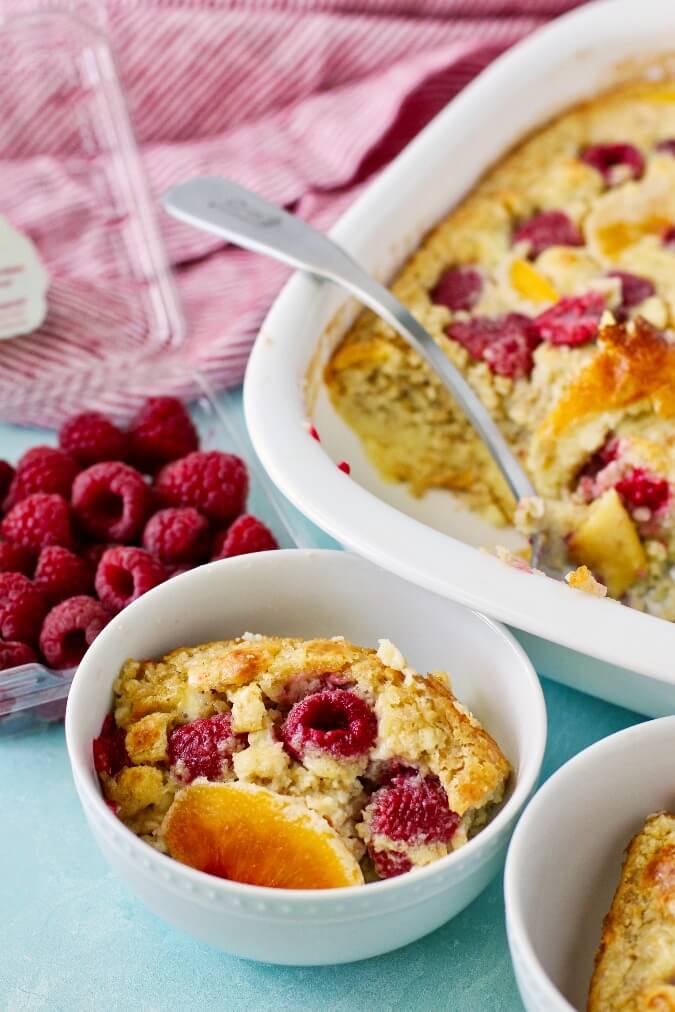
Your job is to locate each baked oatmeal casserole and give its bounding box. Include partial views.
[326,79,675,618]
[93,634,510,888]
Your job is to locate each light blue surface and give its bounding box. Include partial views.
[0,393,644,1012]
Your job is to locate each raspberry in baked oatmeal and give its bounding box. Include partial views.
[94,635,509,889]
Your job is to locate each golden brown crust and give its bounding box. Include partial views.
[102,634,510,878]
[542,318,675,437]
[588,813,675,1011]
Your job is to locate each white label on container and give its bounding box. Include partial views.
[0,216,49,340]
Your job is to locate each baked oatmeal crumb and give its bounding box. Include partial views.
[565,565,608,597]
[515,495,546,533]
[494,545,543,576]
[376,638,406,671]
[229,683,267,733]
[98,635,511,884]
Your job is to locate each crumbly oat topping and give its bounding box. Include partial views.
[565,565,608,598]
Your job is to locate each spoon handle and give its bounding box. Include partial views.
[163,176,537,504]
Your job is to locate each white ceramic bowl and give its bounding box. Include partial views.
[66,549,545,965]
[244,0,675,717]
[504,716,675,1011]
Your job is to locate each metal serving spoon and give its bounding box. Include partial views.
[162,176,541,563]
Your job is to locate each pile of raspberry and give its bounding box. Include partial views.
[0,397,278,675]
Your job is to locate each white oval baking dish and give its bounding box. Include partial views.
[245,0,675,717]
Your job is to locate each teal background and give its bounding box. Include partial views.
[0,393,643,1011]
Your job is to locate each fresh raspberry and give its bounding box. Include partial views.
[59,411,129,466]
[655,139,675,156]
[17,444,76,470]
[580,143,644,183]
[168,712,245,783]
[95,546,166,612]
[369,773,460,845]
[664,226,675,249]
[210,528,228,559]
[166,563,193,579]
[615,468,670,515]
[0,637,38,718]
[0,640,37,671]
[142,507,209,564]
[39,595,111,669]
[0,538,34,576]
[211,514,279,560]
[448,313,540,378]
[71,461,151,542]
[80,542,114,569]
[5,446,79,508]
[0,460,14,502]
[281,688,377,761]
[92,714,129,775]
[0,572,48,645]
[155,451,248,525]
[513,210,583,258]
[431,266,483,312]
[370,849,413,879]
[608,271,655,316]
[128,397,199,472]
[532,292,605,347]
[1,493,74,552]
[34,546,93,604]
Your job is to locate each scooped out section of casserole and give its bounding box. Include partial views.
[325,79,675,618]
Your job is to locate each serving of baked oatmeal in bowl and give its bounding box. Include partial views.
[96,633,510,888]
[505,715,675,1012]
[65,549,544,964]
[245,0,675,713]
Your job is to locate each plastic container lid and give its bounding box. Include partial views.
[0,2,185,425]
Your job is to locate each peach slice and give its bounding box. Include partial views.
[596,217,671,260]
[509,259,558,304]
[569,488,647,598]
[162,782,364,889]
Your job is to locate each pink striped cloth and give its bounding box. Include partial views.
[0,0,586,428]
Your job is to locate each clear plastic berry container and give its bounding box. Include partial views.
[0,6,311,731]
[0,379,307,733]
[0,2,185,425]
